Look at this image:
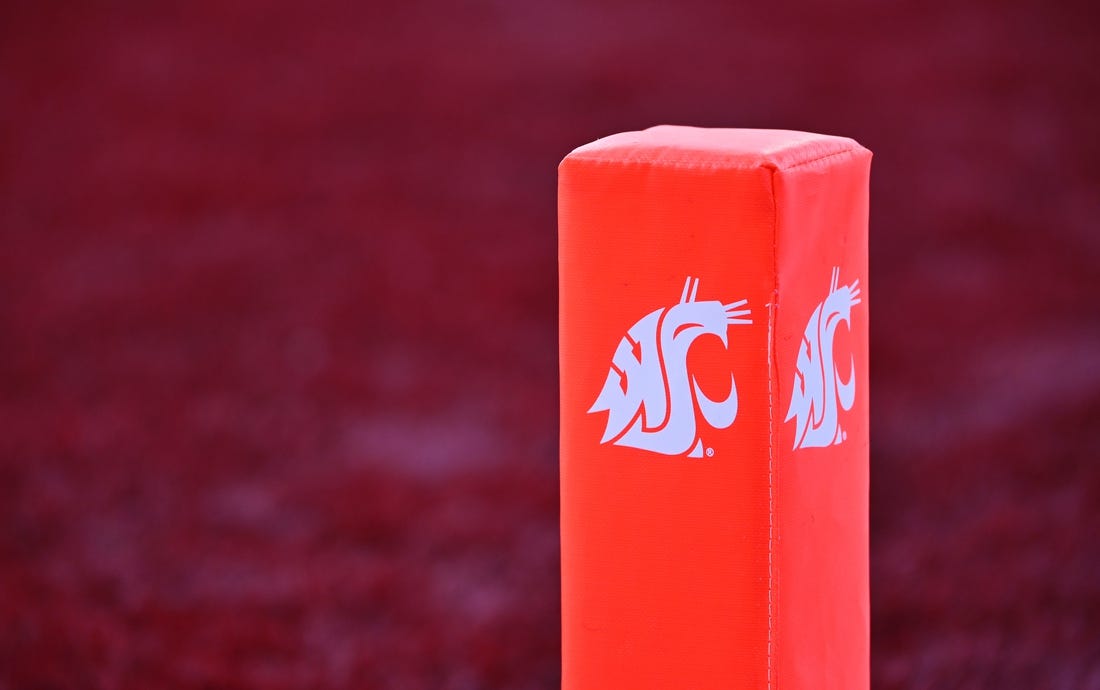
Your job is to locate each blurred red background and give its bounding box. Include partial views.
[2,1,1099,688]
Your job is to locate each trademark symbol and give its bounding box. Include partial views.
[705,447,714,457]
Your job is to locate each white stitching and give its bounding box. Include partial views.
[767,167,779,690]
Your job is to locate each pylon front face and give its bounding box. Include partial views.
[559,127,870,690]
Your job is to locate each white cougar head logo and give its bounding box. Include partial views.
[589,277,752,458]
[786,267,862,449]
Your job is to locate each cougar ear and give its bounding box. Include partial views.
[680,276,693,303]
[679,276,700,303]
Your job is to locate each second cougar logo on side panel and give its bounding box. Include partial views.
[786,267,862,450]
[589,277,752,458]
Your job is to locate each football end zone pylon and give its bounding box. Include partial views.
[558,126,871,690]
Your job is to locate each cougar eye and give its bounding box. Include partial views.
[673,322,703,338]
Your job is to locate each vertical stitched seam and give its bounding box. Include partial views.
[766,166,779,690]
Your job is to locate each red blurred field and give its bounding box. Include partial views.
[1,1,1099,688]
